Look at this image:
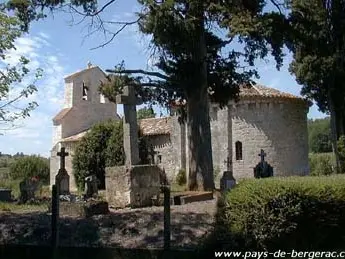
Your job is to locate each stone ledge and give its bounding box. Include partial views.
[58,201,109,218]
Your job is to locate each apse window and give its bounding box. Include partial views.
[235,141,243,160]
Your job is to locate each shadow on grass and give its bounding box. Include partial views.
[0,203,217,258]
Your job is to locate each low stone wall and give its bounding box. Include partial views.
[105,165,162,208]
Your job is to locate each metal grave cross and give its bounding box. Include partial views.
[223,156,232,171]
[148,145,157,164]
[258,149,266,163]
[57,147,69,171]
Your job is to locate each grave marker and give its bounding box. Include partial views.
[55,147,70,195]
[116,85,141,166]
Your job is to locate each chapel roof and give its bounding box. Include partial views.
[52,108,72,125]
[239,84,303,101]
[59,117,171,143]
[139,117,172,136]
[60,130,89,143]
[63,64,107,81]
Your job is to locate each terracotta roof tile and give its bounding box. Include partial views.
[139,117,171,136]
[53,108,72,125]
[239,84,302,100]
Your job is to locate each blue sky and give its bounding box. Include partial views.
[0,0,326,157]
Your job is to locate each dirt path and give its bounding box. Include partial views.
[0,199,217,249]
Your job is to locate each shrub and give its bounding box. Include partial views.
[9,155,49,183]
[214,176,345,251]
[73,120,124,190]
[176,169,186,186]
[309,152,335,176]
[73,120,149,191]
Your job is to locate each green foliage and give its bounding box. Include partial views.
[9,155,49,183]
[73,120,123,190]
[0,12,42,131]
[137,106,155,120]
[308,117,332,153]
[215,176,345,251]
[73,120,149,190]
[309,153,335,176]
[175,169,186,186]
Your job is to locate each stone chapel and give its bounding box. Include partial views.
[50,64,310,191]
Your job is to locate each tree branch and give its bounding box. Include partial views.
[106,69,169,80]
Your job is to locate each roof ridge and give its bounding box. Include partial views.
[251,83,262,95]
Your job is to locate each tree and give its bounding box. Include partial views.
[7,0,287,191]
[308,117,332,153]
[0,11,42,132]
[287,0,345,172]
[137,106,155,120]
[9,155,50,183]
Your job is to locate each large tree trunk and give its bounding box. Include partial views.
[186,2,214,191]
[187,90,214,191]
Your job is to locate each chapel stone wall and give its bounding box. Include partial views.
[231,99,309,179]
[143,117,185,183]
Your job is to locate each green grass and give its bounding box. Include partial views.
[0,201,49,213]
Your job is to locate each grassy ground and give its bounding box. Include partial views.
[0,201,48,213]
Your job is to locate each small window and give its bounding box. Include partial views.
[235,141,243,160]
[82,82,88,100]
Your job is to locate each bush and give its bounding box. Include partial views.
[9,155,49,183]
[73,120,149,191]
[176,169,186,186]
[73,120,124,190]
[309,153,335,176]
[214,176,345,251]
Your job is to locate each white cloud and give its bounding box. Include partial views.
[0,31,66,156]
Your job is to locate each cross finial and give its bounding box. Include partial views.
[223,156,232,171]
[258,149,266,163]
[57,147,69,171]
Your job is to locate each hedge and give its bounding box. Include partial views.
[213,176,345,251]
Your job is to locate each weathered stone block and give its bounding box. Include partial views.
[59,201,109,218]
[105,164,162,208]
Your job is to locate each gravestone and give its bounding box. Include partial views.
[0,188,12,202]
[220,157,236,191]
[106,85,162,208]
[220,171,236,191]
[85,175,99,198]
[55,147,70,195]
[254,149,274,178]
[19,177,39,203]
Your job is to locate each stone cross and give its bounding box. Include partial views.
[56,147,70,195]
[258,149,266,163]
[223,157,232,171]
[57,147,69,171]
[116,85,141,166]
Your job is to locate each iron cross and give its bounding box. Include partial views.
[223,156,232,171]
[258,149,266,163]
[57,147,69,170]
[148,145,157,164]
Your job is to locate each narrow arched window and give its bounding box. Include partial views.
[235,141,243,160]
